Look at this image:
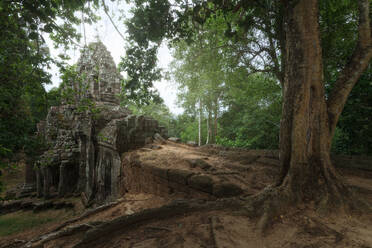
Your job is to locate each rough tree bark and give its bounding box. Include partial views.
[276,0,342,205]
[278,0,371,200]
[250,0,371,230]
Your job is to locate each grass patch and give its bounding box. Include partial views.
[0,214,54,237]
[0,208,74,237]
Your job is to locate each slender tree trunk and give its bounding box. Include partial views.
[206,109,211,144]
[212,98,218,144]
[277,0,347,204]
[198,98,202,146]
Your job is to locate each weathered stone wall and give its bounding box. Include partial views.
[33,103,167,203]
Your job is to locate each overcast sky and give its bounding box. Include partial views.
[45,1,183,114]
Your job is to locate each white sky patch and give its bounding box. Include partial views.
[44,2,183,115]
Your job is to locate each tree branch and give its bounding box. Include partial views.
[102,0,126,42]
[50,20,83,48]
[327,0,372,138]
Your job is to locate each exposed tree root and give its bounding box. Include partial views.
[240,176,371,236]
[239,185,294,235]
[27,223,94,248]
[74,198,243,248]
[209,216,220,248]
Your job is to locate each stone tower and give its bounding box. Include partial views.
[76,41,122,104]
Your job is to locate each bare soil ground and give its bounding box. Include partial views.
[1,142,371,248]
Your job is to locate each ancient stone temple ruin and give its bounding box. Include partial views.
[23,41,167,204]
[69,42,122,105]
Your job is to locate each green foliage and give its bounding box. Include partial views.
[174,114,207,143]
[124,100,177,136]
[319,0,372,155]
[218,73,282,149]
[125,0,172,46]
[125,0,371,155]
[170,15,233,144]
[0,0,98,156]
[60,65,83,104]
[119,43,163,105]
[47,87,62,107]
[0,145,12,160]
[331,66,372,155]
[119,0,173,105]
[319,0,358,86]
[169,14,282,148]
[331,128,350,154]
[180,121,200,143]
[59,64,100,116]
[0,145,12,196]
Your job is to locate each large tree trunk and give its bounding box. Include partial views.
[277,0,347,205]
[229,0,370,233]
[249,1,372,231]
